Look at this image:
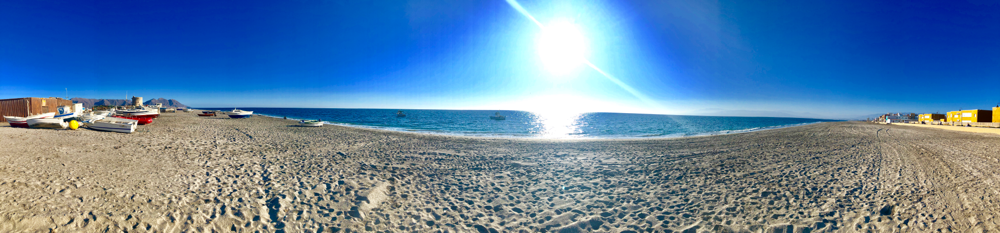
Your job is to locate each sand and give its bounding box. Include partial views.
[2,114,1000,232]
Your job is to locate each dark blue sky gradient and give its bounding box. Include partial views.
[2,0,999,119]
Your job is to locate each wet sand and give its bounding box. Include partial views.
[1,113,999,232]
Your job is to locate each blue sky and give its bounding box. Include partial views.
[1,0,999,119]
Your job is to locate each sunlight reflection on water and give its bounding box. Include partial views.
[532,111,584,139]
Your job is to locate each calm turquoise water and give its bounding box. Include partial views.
[199,108,837,139]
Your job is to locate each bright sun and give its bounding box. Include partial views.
[536,20,588,75]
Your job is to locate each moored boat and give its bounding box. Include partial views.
[396,110,406,117]
[489,112,506,120]
[4,112,56,128]
[27,118,68,129]
[89,118,137,133]
[112,115,153,125]
[228,109,253,118]
[198,111,216,116]
[300,120,323,127]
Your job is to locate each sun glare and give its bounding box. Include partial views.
[536,20,589,76]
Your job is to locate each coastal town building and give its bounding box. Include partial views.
[0,97,75,122]
[995,106,1000,123]
[947,109,993,123]
[132,96,143,107]
[918,113,946,123]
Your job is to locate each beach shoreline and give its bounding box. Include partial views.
[1,113,999,232]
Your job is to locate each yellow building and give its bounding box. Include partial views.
[994,107,1000,123]
[948,109,993,123]
[918,113,945,123]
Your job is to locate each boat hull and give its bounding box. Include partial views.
[27,119,67,129]
[198,113,216,116]
[113,116,153,125]
[89,120,137,133]
[5,112,56,128]
[300,121,323,127]
[228,114,252,118]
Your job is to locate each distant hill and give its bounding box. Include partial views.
[71,97,188,108]
[143,98,188,108]
[70,98,132,107]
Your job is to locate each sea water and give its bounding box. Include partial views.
[198,108,837,139]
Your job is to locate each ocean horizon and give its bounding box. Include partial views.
[196,107,839,139]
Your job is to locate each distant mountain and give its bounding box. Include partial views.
[71,97,187,108]
[70,98,132,107]
[143,98,188,108]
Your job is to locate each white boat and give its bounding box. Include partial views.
[300,120,323,127]
[79,112,107,123]
[54,106,79,119]
[88,118,137,133]
[27,118,67,129]
[228,109,253,118]
[4,112,56,128]
[489,112,506,120]
[120,108,159,118]
[182,108,192,112]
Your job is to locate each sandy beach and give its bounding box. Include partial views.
[2,113,1000,232]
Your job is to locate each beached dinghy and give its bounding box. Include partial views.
[112,115,153,125]
[300,120,323,127]
[121,108,160,118]
[27,118,68,129]
[228,109,253,118]
[54,106,79,119]
[79,112,108,123]
[4,112,56,128]
[89,118,137,133]
[198,111,216,116]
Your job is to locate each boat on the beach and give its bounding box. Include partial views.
[120,108,160,118]
[54,106,79,119]
[490,112,505,120]
[300,120,323,127]
[182,108,192,112]
[88,117,138,133]
[4,112,56,128]
[78,112,107,123]
[228,109,253,118]
[198,111,216,116]
[27,118,68,129]
[112,115,153,125]
[396,111,406,117]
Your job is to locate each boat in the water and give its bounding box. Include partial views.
[4,112,56,128]
[198,111,216,116]
[489,112,505,120]
[300,120,323,127]
[396,110,406,117]
[112,115,153,125]
[54,106,79,119]
[27,118,67,129]
[228,109,253,118]
[88,117,137,133]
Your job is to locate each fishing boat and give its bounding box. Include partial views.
[490,112,506,120]
[198,111,216,116]
[182,108,192,112]
[112,115,153,125]
[396,111,406,117]
[120,108,160,118]
[78,112,107,123]
[228,109,253,118]
[27,118,67,129]
[54,106,79,119]
[88,118,137,133]
[4,112,56,128]
[300,120,323,127]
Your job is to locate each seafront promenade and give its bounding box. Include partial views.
[1,113,999,232]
